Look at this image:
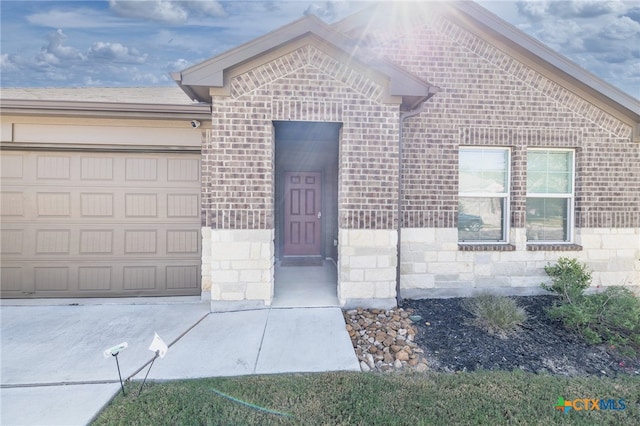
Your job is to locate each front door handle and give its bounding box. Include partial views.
[317,211,322,219]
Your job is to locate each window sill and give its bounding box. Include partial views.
[526,244,583,251]
[458,244,516,251]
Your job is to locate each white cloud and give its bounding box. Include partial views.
[26,9,125,29]
[550,0,627,19]
[516,0,629,21]
[167,58,193,70]
[181,0,226,17]
[132,71,169,84]
[34,29,86,67]
[89,42,148,64]
[108,0,225,25]
[599,15,640,40]
[110,0,187,24]
[0,54,19,72]
[304,1,361,22]
[535,18,585,52]
[83,76,106,86]
[510,0,640,97]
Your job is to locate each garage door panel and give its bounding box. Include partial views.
[126,158,157,181]
[81,157,113,180]
[1,230,23,254]
[1,154,23,178]
[125,194,158,217]
[37,155,71,179]
[78,267,113,291]
[35,230,71,254]
[0,267,23,292]
[167,230,199,254]
[168,158,199,181]
[1,192,25,216]
[79,230,114,254]
[124,230,157,254]
[123,266,156,290]
[37,192,71,216]
[167,266,199,289]
[167,194,199,217]
[1,151,201,298]
[81,193,114,217]
[35,267,69,291]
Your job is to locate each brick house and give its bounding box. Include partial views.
[1,2,639,309]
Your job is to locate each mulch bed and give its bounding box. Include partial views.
[400,295,640,377]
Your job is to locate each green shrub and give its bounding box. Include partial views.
[542,258,640,357]
[546,286,640,357]
[462,293,528,338]
[542,257,592,303]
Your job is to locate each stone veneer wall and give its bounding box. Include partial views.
[338,229,398,308]
[202,228,274,310]
[401,227,640,298]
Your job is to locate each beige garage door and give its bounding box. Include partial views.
[0,150,201,298]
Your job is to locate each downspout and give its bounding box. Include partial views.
[395,102,427,306]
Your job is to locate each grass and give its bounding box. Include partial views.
[93,371,640,425]
[462,293,528,338]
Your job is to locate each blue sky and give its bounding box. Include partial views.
[1,1,638,99]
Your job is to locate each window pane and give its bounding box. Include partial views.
[459,149,508,193]
[527,171,547,193]
[458,197,506,241]
[526,197,569,241]
[547,172,571,193]
[527,151,546,172]
[527,150,573,193]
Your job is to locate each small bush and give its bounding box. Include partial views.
[542,258,640,357]
[542,257,592,303]
[462,293,528,338]
[547,286,640,357]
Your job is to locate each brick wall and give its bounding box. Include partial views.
[202,44,401,231]
[372,14,639,229]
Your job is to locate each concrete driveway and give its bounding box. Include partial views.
[0,298,359,425]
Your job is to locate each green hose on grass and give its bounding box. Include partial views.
[211,388,293,418]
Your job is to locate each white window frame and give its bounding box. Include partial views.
[458,147,511,243]
[526,148,575,243]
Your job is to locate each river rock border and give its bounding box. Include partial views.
[343,308,429,372]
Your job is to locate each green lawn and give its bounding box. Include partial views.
[94,371,639,425]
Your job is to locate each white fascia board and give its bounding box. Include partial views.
[0,99,211,119]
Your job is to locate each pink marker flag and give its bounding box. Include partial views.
[149,332,168,358]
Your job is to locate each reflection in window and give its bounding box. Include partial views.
[458,148,510,242]
[526,150,574,242]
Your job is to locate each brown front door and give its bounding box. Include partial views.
[284,172,322,256]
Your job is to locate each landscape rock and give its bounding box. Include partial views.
[395,350,409,361]
[343,307,428,373]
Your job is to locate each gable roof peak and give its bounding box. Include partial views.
[172,10,438,107]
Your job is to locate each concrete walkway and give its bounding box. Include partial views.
[0,299,359,425]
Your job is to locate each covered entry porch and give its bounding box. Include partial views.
[272,121,340,307]
[185,16,437,311]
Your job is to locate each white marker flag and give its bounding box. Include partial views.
[149,332,168,358]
